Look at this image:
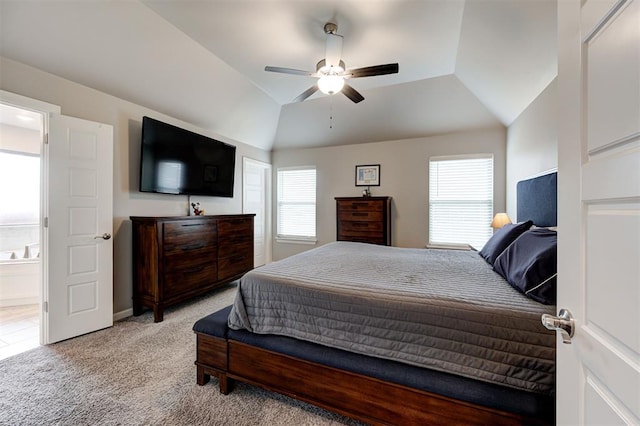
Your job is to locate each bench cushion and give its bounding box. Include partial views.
[193,305,232,338]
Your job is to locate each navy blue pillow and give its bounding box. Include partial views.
[479,220,533,265]
[493,228,557,305]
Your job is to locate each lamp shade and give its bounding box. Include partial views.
[491,213,512,229]
[317,75,344,95]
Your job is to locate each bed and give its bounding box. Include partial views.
[194,172,558,425]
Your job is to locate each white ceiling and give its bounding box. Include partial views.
[0,0,557,151]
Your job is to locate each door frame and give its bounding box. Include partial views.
[0,90,60,345]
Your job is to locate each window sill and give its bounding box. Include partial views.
[426,243,473,251]
[276,238,317,245]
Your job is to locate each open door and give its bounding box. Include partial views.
[45,114,113,344]
[555,0,639,423]
[243,157,272,267]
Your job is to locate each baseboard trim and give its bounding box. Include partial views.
[113,308,133,322]
[0,297,39,308]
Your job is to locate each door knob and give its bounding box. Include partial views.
[541,308,575,344]
[94,233,112,240]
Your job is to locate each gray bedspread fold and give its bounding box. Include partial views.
[228,242,556,395]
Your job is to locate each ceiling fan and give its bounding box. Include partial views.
[265,22,399,104]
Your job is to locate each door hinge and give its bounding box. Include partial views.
[43,217,49,228]
[44,133,49,144]
[43,301,48,313]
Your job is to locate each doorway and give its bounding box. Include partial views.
[243,157,272,267]
[1,89,113,351]
[0,103,44,360]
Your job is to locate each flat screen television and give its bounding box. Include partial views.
[139,116,236,197]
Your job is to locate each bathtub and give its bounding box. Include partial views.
[0,258,40,307]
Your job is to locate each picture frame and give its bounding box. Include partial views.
[355,164,380,187]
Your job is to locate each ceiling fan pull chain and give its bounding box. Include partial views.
[329,98,333,129]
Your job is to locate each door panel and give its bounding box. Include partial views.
[47,114,113,344]
[557,0,640,424]
[243,157,271,267]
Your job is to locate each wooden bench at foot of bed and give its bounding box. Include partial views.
[193,308,551,426]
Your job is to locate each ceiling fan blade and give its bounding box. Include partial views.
[265,66,315,76]
[325,33,343,68]
[342,83,364,104]
[347,63,399,78]
[293,84,319,103]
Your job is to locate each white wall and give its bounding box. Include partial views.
[272,127,506,260]
[0,57,271,316]
[506,78,558,219]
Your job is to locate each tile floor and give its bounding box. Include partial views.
[0,304,40,361]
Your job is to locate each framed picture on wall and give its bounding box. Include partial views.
[355,164,380,186]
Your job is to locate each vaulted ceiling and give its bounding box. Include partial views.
[0,0,557,151]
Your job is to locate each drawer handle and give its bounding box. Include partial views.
[351,203,368,207]
[181,223,204,227]
[183,266,205,274]
[352,212,368,217]
[181,243,205,251]
[353,223,369,227]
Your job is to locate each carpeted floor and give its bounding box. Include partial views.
[0,283,362,425]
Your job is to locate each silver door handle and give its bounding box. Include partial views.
[94,233,112,240]
[541,308,575,344]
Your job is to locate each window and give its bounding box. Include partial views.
[429,155,493,250]
[277,166,316,242]
[0,150,41,259]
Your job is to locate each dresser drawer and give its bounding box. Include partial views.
[219,240,253,259]
[338,210,383,222]
[163,220,217,251]
[164,244,216,268]
[218,218,253,238]
[218,232,252,255]
[164,262,217,295]
[338,220,384,234]
[338,235,385,245]
[218,253,253,280]
[337,200,384,213]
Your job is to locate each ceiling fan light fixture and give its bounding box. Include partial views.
[318,74,345,95]
[264,22,398,103]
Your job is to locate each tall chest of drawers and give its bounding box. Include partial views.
[335,197,391,246]
[131,214,254,322]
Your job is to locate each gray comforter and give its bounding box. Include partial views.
[228,242,556,395]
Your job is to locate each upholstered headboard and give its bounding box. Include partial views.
[516,171,557,227]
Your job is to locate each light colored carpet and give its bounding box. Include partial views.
[0,284,362,425]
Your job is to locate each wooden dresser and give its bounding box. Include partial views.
[335,197,391,246]
[131,214,254,322]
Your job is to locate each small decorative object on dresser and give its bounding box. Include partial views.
[191,202,205,216]
[130,214,254,322]
[335,196,391,245]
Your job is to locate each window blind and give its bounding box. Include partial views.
[277,166,316,241]
[429,155,493,250]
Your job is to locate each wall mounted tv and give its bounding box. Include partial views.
[139,116,236,197]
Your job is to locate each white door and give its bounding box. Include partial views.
[46,114,113,344]
[556,0,639,424]
[243,157,271,267]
